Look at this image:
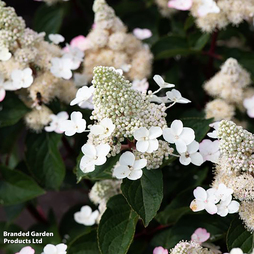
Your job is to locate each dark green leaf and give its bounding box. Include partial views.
[25,132,65,190]
[227,217,254,253]
[68,230,99,254]
[152,35,191,60]
[0,93,30,127]
[121,168,163,227]
[33,4,66,35]
[98,194,139,254]
[192,33,210,50]
[0,166,45,206]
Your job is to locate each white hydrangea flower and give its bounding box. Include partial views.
[80,143,110,173]
[0,47,12,61]
[133,28,152,40]
[134,126,162,153]
[199,139,220,163]
[166,89,191,104]
[243,95,254,118]
[70,86,94,108]
[15,246,35,254]
[153,75,175,93]
[149,95,169,104]
[113,151,147,180]
[50,57,73,80]
[61,111,86,136]
[168,0,193,10]
[63,45,84,70]
[197,0,220,17]
[190,187,218,215]
[215,183,233,202]
[74,73,88,87]
[0,74,17,102]
[45,111,69,134]
[229,248,244,254]
[49,34,65,44]
[179,141,204,166]
[216,196,240,217]
[42,243,67,254]
[74,205,99,226]
[163,120,195,153]
[90,118,115,138]
[11,68,33,89]
[207,122,220,139]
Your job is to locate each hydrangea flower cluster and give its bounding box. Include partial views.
[166,0,254,33]
[204,58,251,121]
[82,0,153,84]
[201,120,254,232]
[70,66,204,177]
[0,1,80,132]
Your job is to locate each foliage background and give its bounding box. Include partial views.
[1,0,254,253]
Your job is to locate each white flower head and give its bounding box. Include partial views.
[134,126,162,153]
[50,57,73,80]
[190,187,218,215]
[0,47,12,61]
[153,75,175,89]
[149,95,169,104]
[90,118,115,139]
[80,143,110,173]
[42,243,67,254]
[49,34,65,44]
[163,120,195,153]
[45,111,69,134]
[70,86,94,108]
[168,0,193,11]
[15,246,35,254]
[74,205,99,226]
[179,140,204,166]
[197,0,220,17]
[61,111,86,136]
[199,139,220,163]
[243,95,254,118]
[113,151,147,180]
[166,89,191,104]
[216,196,240,217]
[11,68,33,89]
[63,44,84,70]
[133,28,152,40]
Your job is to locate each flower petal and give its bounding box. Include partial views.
[194,187,207,201]
[149,126,162,139]
[114,165,130,179]
[128,169,143,180]
[180,127,195,145]
[171,120,183,135]
[190,152,204,166]
[136,140,149,153]
[133,159,147,170]
[119,151,135,166]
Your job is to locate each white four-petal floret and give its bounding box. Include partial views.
[74,205,99,226]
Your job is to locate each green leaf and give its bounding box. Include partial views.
[68,230,99,254]
[33,4,66,35]
[76,154,120,182]
[121,168,163,227]
[98,194,139,254]
[227,217,254,253]
[0,166,45,206]
[181,117,214,142]
[25,132,65,190]
[0,93,30,127]
[152,35,191,60]
[192,33,210,51]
